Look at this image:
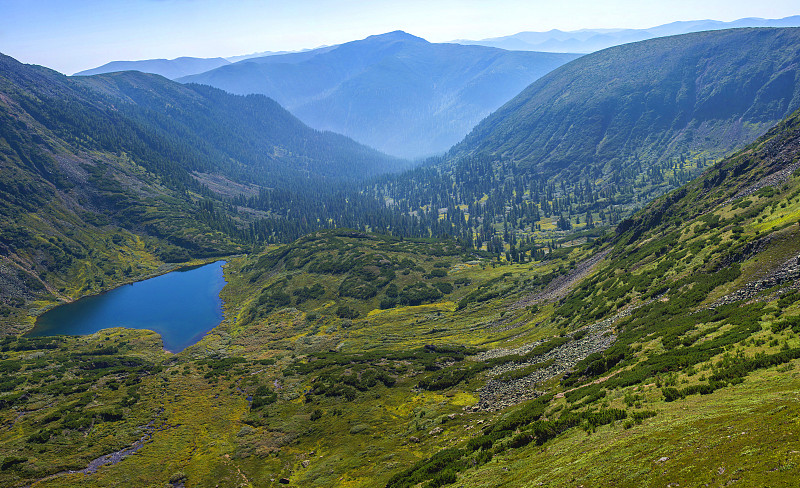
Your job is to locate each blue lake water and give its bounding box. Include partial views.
[28,261,226,352]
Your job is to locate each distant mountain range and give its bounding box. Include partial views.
[225,47,330,63]
[71,17,800,161]
[74,56,232,80]
[453,15,800,53]
[179,31,581,159]
[73,50,329,79]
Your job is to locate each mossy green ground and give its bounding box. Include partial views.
[3,138,800,487]
[461,366,800,487]
[1,232,583,487]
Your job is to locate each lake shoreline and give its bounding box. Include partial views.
[27,255,242,320]
[28,258,236,352]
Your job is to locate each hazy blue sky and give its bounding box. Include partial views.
[2,0,799,74]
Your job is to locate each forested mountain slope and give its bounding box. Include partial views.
[179,31,581,159]
[76,72,406,184]
[452,28,800,176]
[3,53,402,188]
[363,28,800,259]
[0,52,404,330]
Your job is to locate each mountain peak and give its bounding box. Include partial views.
[365,30,428,43]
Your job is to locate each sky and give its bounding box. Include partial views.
[2,0,799,75]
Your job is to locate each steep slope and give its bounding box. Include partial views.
[364,27,800,256]
[456,15,800,52]
[0,55,242,331]
[0,52,405,329]
[73,56,231,79]
[389,106,800,488]
[2,53,402,188]
[75,71,406,183]
[179,31,581,158]
[453,28,800,176]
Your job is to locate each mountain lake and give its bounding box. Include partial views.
[28,261,227,352]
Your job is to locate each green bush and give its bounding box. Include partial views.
[0,456,27,471]
[338,277,377,299]
[466,435,494,452]
[425,469,457,488]
[418,363,487,391]
[255,287,291,315]
[27,429,53,444]
[399,282,443,306]
[433,282,454,294]
[336,305,360,319]
[293,283,325,303]
[251,385,278,410]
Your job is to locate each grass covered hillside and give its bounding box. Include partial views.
[394,104,800,488]
[2,106,800,487]
[454,28,800,177]
[0,231,587,487]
